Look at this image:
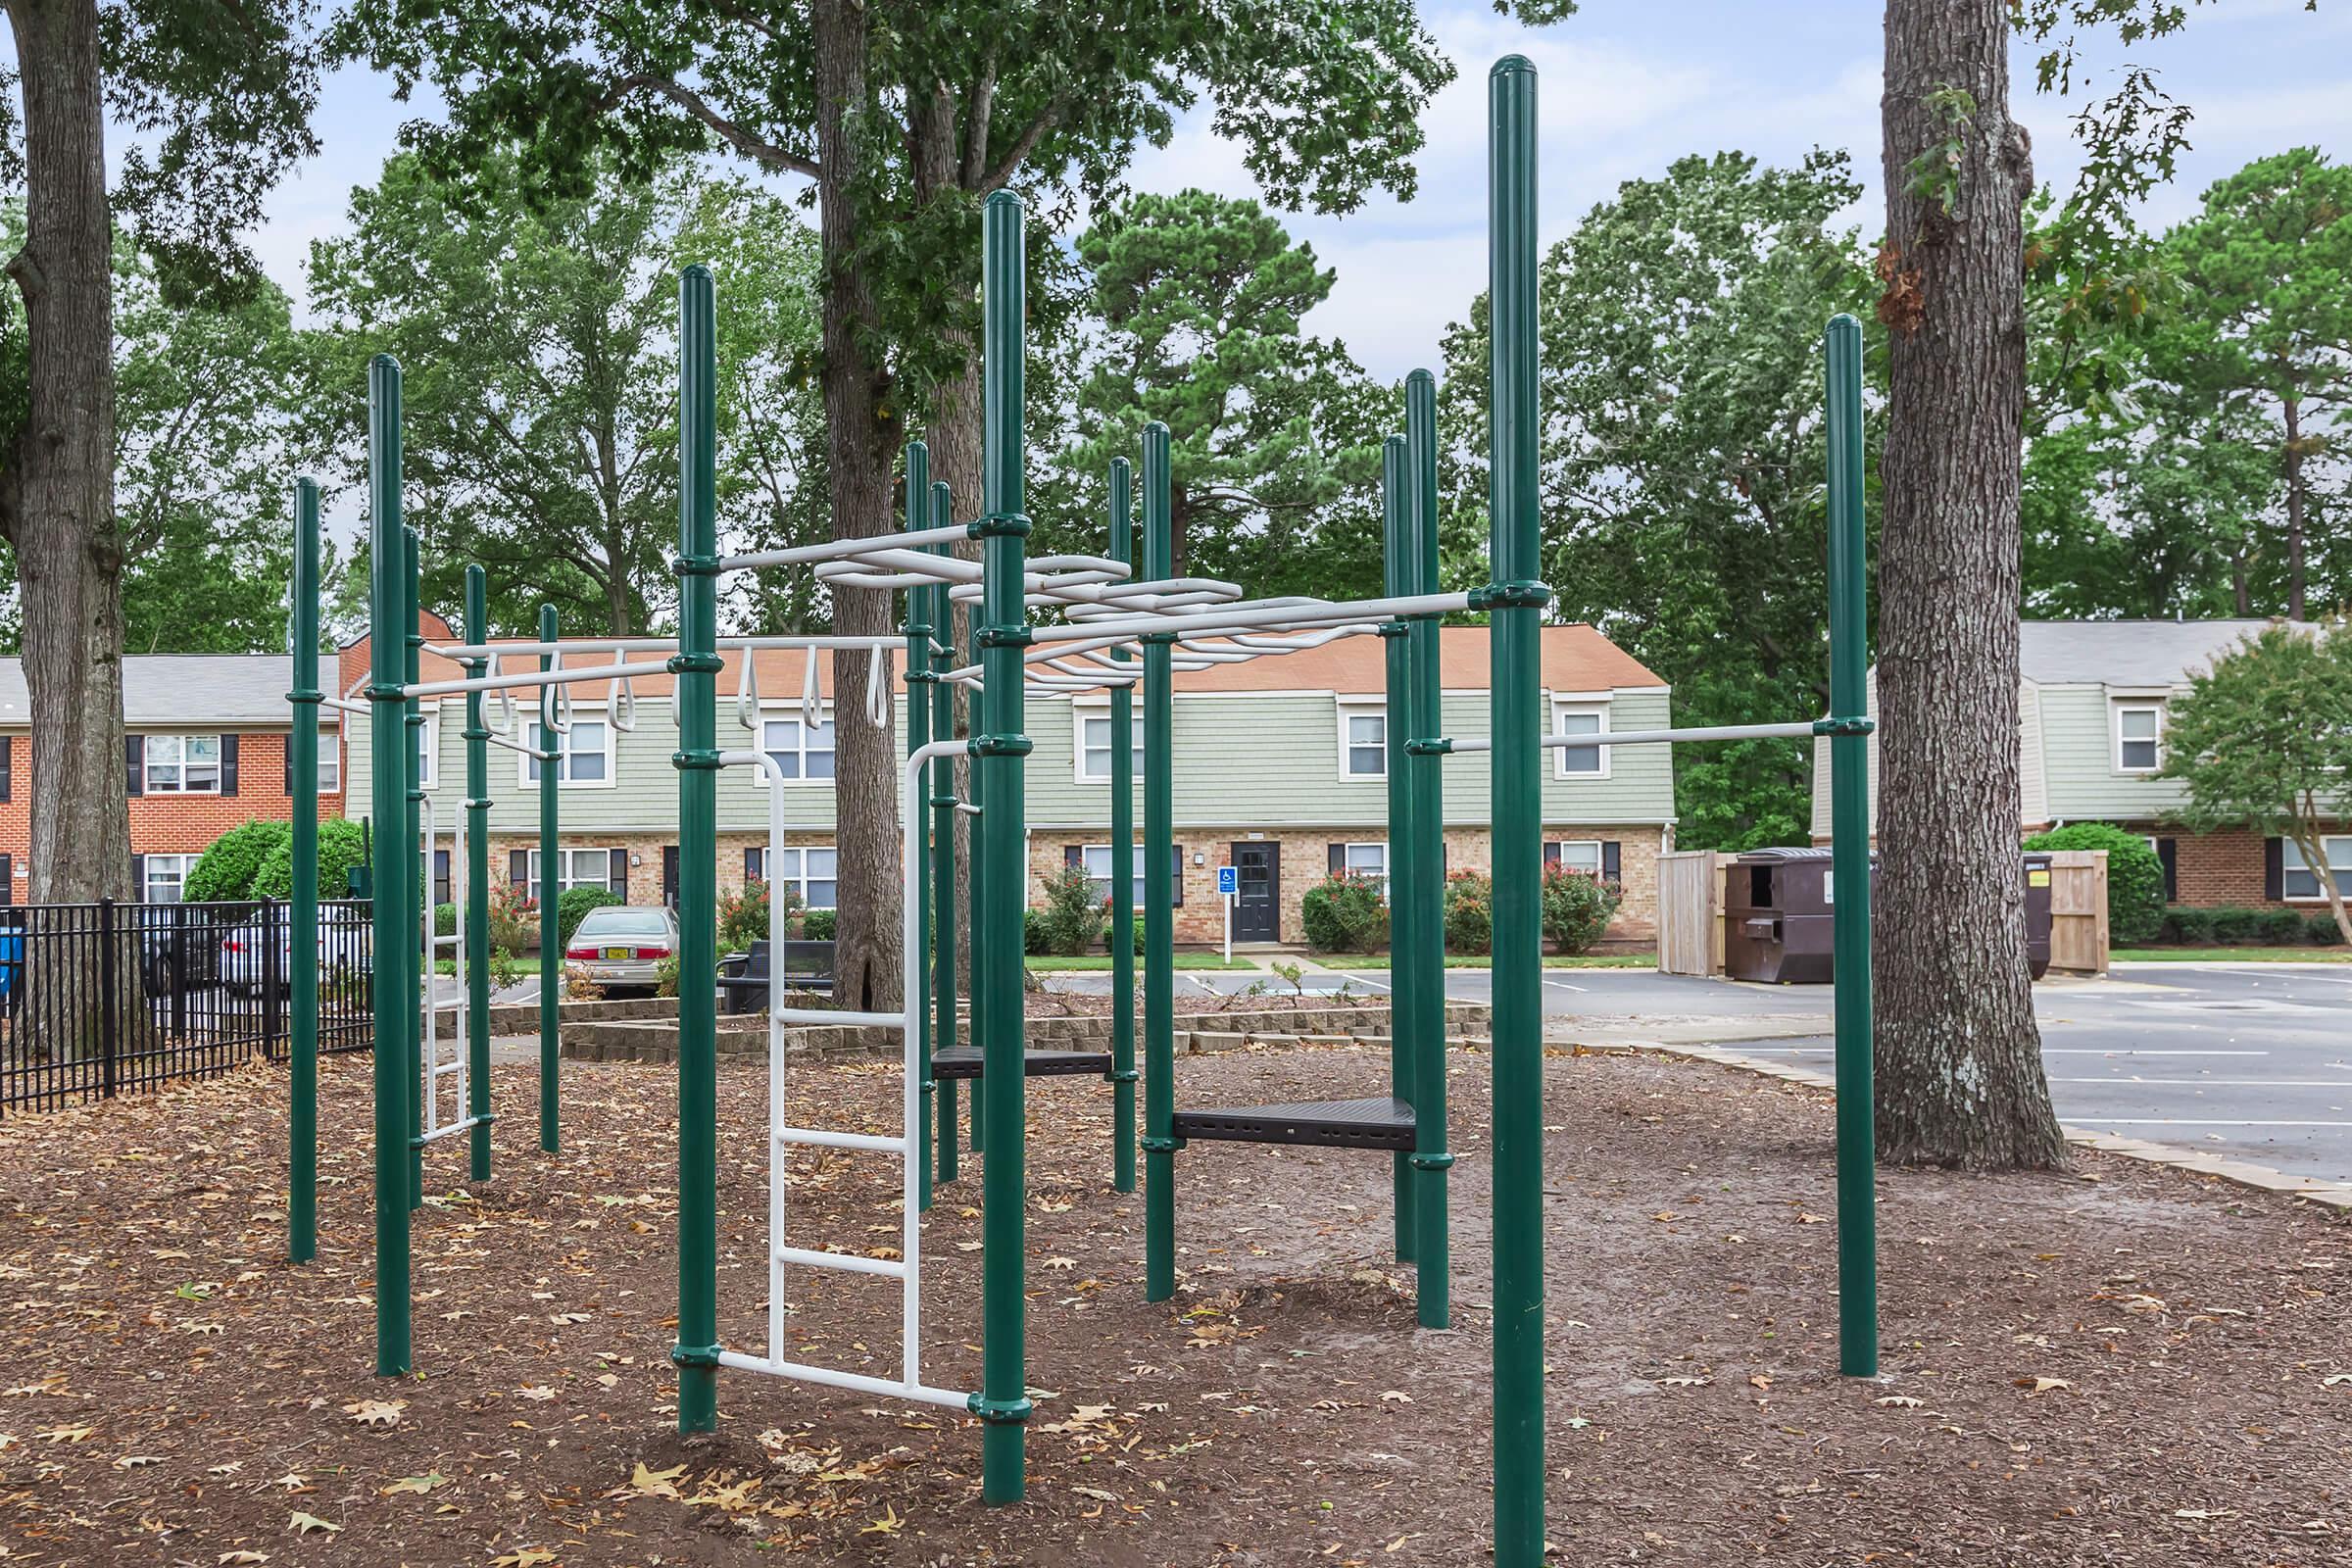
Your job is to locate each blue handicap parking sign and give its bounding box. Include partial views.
[1217,865,1238,897]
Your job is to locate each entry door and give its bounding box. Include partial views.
[662,845,680,908]
[1230,841,1280,943]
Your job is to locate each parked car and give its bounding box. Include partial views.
[219,906,371,998]
[139,904,233,996]
[564,905,680,997]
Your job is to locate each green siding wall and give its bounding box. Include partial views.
[2035,684,2186,821]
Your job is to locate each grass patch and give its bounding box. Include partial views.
[1311,953,1656,970]
[2112,946,2352,963]
[1024,953,1256,970]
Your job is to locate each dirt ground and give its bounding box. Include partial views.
[3,1039,2348,1566]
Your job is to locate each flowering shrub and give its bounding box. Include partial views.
[1301,871,1389,953]
[1443,870,1494,955]
[1541,865,1621,953]
[1032,863,1103,956]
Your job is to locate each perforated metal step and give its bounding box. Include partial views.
[928,1047,1114,1081]
[1172,1096,1417,1152]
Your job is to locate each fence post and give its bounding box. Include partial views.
[262,896,284,1059]
[99,897,120,1099]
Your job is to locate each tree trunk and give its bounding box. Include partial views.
[4,0,131,907]
[1873,0,2066,1168]
[810,0,903,1011]
[2280,390,2306,620]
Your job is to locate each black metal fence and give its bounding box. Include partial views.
[1,898,373,1117]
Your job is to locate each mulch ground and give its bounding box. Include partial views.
[3,1037,2349,1566]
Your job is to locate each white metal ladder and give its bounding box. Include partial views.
[416,796,477,1148]
[711,738,972,1410]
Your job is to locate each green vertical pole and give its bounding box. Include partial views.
[906,441,935,1213]
[1486,55,1548,1568]
[403,527,425,1210]
[931,483,960,1190]
[966,595,985,1159]
[538,603,561,1152]
[1405,368,1451,1330]
[973,189,1031,1505]
[1141,420,1177,1303]
[1107,458,1138,1196]
[464,566,494,1182]
[1380,436,1416,1265]
[672,266,722,1433]
[289,477,321,1264]
[1825,312,1879,1379]
[367,355,412,1375]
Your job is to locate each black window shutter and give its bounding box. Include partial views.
[610,848,629,895]
[1170,846,1184,906]
[745,846,762,881]
[0,853,11,906]
[220,733,239,796]
[510,848,529,887]
[434,850,451,906]
[1601,841,1622,882]
[2264,836,2284,901]
[1544,842,1561,867]
[284,733,295,795]
[2156,837,2179,903]
[130,853,146,902]
[1064,844,1084,866]
[0,734,12,802]
[1327,843,1345,873]
[125,735,145,797]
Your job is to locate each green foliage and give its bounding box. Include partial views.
[719,879,791,953]
[1301,872,1389,954]
[1541,867,1622,955]
[1442,151,1880,851]
[2160,905,2338,948]
[1032,863,1103,957]
[1021,909,1049,957]
[1442,871,1494,956]
[434,902,458,938]
[799,907,835,942]
[556,887,623,946]
[654,954,683,999]
[488,944,521,990]
[185,820,293,903]
[2022,823,2166,944]
[250,817,370,903]
[487,880,537,955]
[1101,915,1145,957]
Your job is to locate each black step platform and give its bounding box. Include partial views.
[1171,1096,1416,1152]
[928,1047,1113,1080]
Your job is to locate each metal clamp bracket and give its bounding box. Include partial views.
[1404,739,1453,757]
[1410,1152,1457,1172]
[286,689,322,707]
[1377,621,1410,638]
[1140,1134,1183,1154]
[363,682,409,703]
[968,511,1033,539]
[1814,715,1876,737]
[1470,579,1553,612]
[966,1393,1034,1425]
[671,553,725,578]
[968,734,1033,759]
[666,652,724,675]
[669,1342,723,1370]
[672,749,727,772]
[1106,1068,1141,1085]
[977,625,1033,649]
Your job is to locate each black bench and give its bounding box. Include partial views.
[928,1045,1114,1080]
[1171,1096,1417,1152]
[715,938,836,1013]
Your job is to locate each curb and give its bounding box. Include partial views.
[1585,1039,2352,1214]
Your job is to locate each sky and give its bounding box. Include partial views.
[240,0,2352,384]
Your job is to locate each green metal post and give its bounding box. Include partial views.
[289,477,321,1263]
[538,603,560,1152]
[1825,313,1879,1378]
[1141,420,1177,1303]
[672,266,722,1433]
[1380,435,1416,1265]
[973,189,1031,1504]
[1405,369,1451,1330]
[367,355,412,1375]
[404,527,424,1210]
[966,595,985,1159]
[931,482,960,1190]
[464,566,494,1182]
[906,441,934,1212]
[1486,56,1548,1568]
[1107,458,1138,1195]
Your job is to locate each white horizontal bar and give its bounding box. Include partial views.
[319,695,368,715]
[425,634,904,660]
[411,1116,486,1147]
[776,1005,906,1030]
[774,1126,907,1154]
[713,1349,971,1412]
[1544,720,1822,747]
[1023,590,1470,646]
[773,1245,906,1279]
[718,523,971,572]
[482,731,557,760]
[404,658,674,701]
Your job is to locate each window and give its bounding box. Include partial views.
[1338,841,1389,896]
[1552,704,1608,777]
[752,845,839,909]
[412,713,440,790]
[1077,712,1145,782]
[1340,705,1387,778]
[525,719,612,786]
[2114,704,2162,771]
[318,729,341,793]
[1549,840,1603,874]
[145,734,222,794]
[527,847,622,897]
[1080,845,1149,906]
[143,853,198,904]
[2283,837,2352,903]
[760,712,836,781]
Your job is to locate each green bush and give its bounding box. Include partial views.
[1032,863,1102,956]
[1541,866,1622,954]
[1098,915,1144,956]
[1443,870,1494,956]
[2021,824,2165,944]
[249,816,370,902]
[800,907,836,941]
[2260,906,2307,945]
[1022,907,1047,956]
[720,878,794,952]
[488,880,536,954]
[183,819,292,903]
[2210,905,2263,944]
[434,902,458,937]
[2162,906,2217,945]
[1301,872,1389,953]
[556,886,623,946]
[654,954,683,998]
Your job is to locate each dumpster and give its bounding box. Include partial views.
[1723,848,2055,983]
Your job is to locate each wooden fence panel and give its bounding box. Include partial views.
[1656,850,1724,976]
[2047,848,2110,976]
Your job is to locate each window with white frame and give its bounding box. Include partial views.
[2114,704,2163,772]
[1081,844,1148,906]
[1548,840,1603,874]
[1339,841,1389,896]
[1551,703,1608,777]
[317,729,341,793]
[760,712,836,781]
[752,845,838,909]
[1077,711,1145,782]
[527,847,622,897]
[1340,704,1387,778]
[142,853,198,904]
[525,718,612,785]
[411,712,439,790]
[2283,837,2352,902]
[144,734,222,794]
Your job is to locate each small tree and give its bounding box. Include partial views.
[1540,866,1622,955]
[184,820,293,903]
[1032,864,1102,957]
[2160,623,2352,944]
[1301,872,1389,954]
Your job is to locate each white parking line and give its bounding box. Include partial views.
[2078,1119,2352,1128]
[1544,979,1589,994]
[1340,973,1392,992]
[2050,1077,2352,1088]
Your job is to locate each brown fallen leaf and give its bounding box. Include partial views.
[288,1511,341,1536]
[380,1472,449,1496]
[342,1398,405,1427]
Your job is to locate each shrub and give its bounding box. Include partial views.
[800,907,836,941]
[2311,912,2347,947]
[556,886,623,946]
[1099,914,1144,956]
[487,880,537,954]
[1032,862,1102,956]
[1301,872,1389,953]
[654,954,683,998]
[250,816,369,902]
[1541,866,1621,954]
[487,945,521,990]
[2162,906,2217,945]
[720,878,800,952]
[2021,824,2165,945]
[1022,908,1048,955]
[561,963,606,1001]
[1443,870,1494,956]
[2209,904,2263,945]
[2260,906,2308,945]
[434,902,458,938]
[184,820,292,903]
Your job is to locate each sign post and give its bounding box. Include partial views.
[1217,863,1238,962]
